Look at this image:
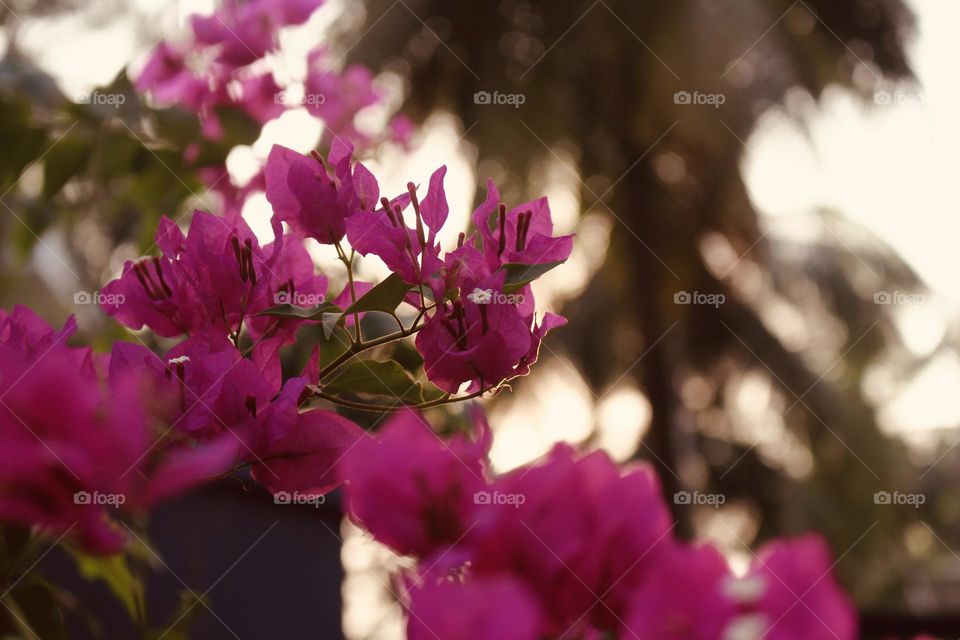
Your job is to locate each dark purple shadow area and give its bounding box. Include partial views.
[41,478,345,639]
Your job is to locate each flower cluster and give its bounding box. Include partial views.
[135,0,410,216]
[340,411,858,640]
[0,142,571,554]
[262,140,572,395]
[0,307,239,553]
[136,0,397,143]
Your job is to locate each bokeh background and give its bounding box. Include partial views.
[1,0,958,637]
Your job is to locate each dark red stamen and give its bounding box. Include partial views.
[244,239,257,284]
[515,210,533,252]
[452,300,469,349]
[457,232,465,248]
[133,262,161,301]
[407,182,426,248]
[174,361,187,413]
[497,204,507,256]
[152,257,173,297]
[232,235,247,282]
[479,304,489,335]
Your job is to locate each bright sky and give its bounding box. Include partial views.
[744,0,959,306]
[742,0,960,443]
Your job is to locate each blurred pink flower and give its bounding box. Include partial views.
[407,576,542,640]
[339,410,489,558]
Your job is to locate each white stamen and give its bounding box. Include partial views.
[167,355,191,365]
[723,614,769,640]
[723,575,767,604]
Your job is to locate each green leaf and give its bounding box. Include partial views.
[9,583,66,640]
[0,525,31,576]
[323,359,434,404]
[342,273,413,315]
[256,301,342,321]
[501,260,566,293]
[72,551,141,620]
[43,136,89,198]
[153,590,210,640]
[213,106,262,146]
[285,322,354,380]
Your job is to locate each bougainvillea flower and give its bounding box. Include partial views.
[237,72,286,124]
[339,410,489,558]
[304,54,383,141]
[249,377,363,496]
[345,182,443,286]
[407,577,542,640]
[247,221,329,336]
[623,542,736,639]
[0,304,73,350]
[265,143,365,244]
[472,179,574,271]
[0,345,236,554]
[101,217,204,337]
[511,311,567,379]
[191,0,323,68]
[176,210,269,333]
[162,329,277,440]
[463,445,671,634]
[741,535,858,640]
[346,165,447,286]
[135,42,206,109]
[415,271,532,393]
[103,211,299,339]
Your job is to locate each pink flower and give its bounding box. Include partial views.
[161,329,278,439]
[176,210,267,333]
[339,410,489,558]
[0,305,101,375]
[345,167,446,286]
[101,217,204,337]
[103,211,326,341]
[415,273,533,393]
[249,378,363,496]
[237,72,286,125]
[0,343,237,554]
[472,179,574,271]
[304,54,383,141]
[624,542,736,639]
[135,42,206,109]
[189,0,322,69]
[466,445,673,634]
[407,576,542,640]
[265,143,367,244]
[737,535,858,640]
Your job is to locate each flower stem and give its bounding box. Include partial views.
[311,388,485,413]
